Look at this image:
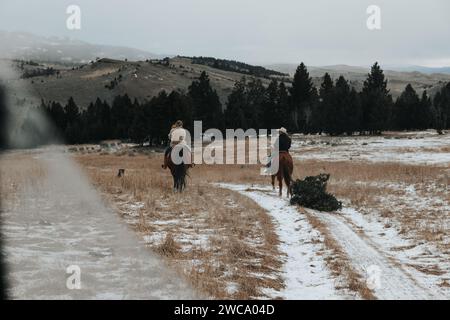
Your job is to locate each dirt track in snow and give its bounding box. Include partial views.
[2,150,197,299]
[307,210,446,299]
[219,184,349,299]
[225,184,448,300]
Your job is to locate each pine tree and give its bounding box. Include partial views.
[315,73,334,134]
[361,62,393,134]
[188,71,223,131]
[432,83,450,133]
[418,90,433,130]
[149,90,170,145]
[262,79,278,130]
[110,94,133,139]
[440,83,450,128]
[64,97,81,143]
[49,101,66,133]
[320,76,361,135]
[346,87,362,135]
[245,78,265,130]
[277,82,291,130]
[167,90,193,132]
[129,101,148,145]
[225,78,248,129]
[290,62,317,132]
[330,76,350,135]
[85,98,111,141]
[64,97,79,125]
[394,84,420,130]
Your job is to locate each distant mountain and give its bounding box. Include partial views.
[384,65,450,75]
[265,63,450,98]
[266,63,450,76]
[0,30,168,63]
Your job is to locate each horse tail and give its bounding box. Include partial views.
[281,153,293,194]
[282,161,291,188]
[174,163,187,190]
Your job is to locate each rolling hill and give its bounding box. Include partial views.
[2,30,450,109]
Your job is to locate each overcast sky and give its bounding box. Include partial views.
[0,0,449,67]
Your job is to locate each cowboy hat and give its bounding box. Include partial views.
[278,127,287,134]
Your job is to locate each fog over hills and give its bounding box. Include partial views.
[0,30,168,63]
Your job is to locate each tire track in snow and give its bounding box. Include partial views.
[2,150,197,299]
[220,183,446,300]
[218,183,348,299]
[307,210,446,300]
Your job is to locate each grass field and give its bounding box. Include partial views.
[1,131,449,298]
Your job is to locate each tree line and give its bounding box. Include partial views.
[13,63,450,147]
[190,56,288,78]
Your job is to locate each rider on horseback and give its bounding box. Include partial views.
[264,127,291,175]
[162,120,187,169]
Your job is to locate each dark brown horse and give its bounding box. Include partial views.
[271,151,294,197]
[164,146,192,192]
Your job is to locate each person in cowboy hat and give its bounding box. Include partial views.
[264,127,291,174]
[162,120,187,169]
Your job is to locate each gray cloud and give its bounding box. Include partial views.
[0,0,449,66]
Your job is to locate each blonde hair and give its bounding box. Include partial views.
[174,120,183,128]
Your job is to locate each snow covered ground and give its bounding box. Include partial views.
[218,183,351,299]
[291,131,450,165]
[337,207,449,298]
[307,208,447,299]
[220,183,449,300]
[1,150,197,299]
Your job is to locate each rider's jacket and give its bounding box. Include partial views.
[278,133,291,152]
[169,127,187,147]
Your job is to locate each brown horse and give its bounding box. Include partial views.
[270,151,294,197]
[164,146,192,192]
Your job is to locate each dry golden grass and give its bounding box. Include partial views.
[294,159,449,279]
[74,147,449,297]
[74,152,284,299]
[0,151,47,202]
[3,142,447,299]
[294,160,448,184]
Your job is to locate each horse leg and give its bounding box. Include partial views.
[285,175,291,198]
[178,176,183,192]
[271,175,275,190]
[278,174,282,197]
[173,175,177,192]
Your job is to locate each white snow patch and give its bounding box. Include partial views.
[306,207,448,299]
[218,183,346,299]
[292,134,450,165]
